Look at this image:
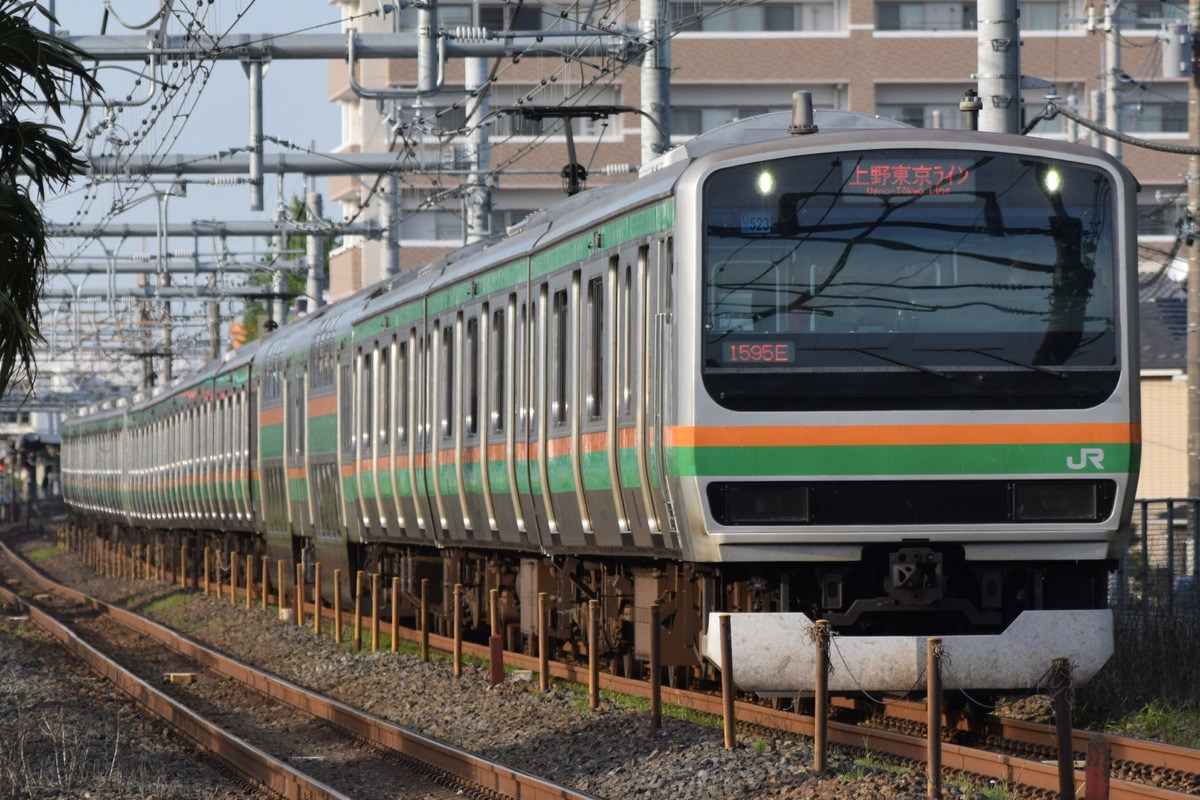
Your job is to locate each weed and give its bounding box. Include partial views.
[1105,700,1200,749]
[947,773,1015,800]
[25,547,58,563]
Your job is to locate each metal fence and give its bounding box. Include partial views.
[1116,499,1200,612]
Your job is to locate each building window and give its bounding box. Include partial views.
[670,1,840,31]
[1127,103,1188,134]
[672,107,776,136]
[1117,0,1184,29]
[876,2,976,30]
[437,2,544,30]
[875,103,966,129]
[1019,0,1068,30]
[1138,198,1184,237]
[434,211,464,241]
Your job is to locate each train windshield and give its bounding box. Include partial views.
[700,148,1121,411]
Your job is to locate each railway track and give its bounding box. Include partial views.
[7,524,1200,800]
[0,530,597,800]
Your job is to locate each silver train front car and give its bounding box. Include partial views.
[61,107,1139,696]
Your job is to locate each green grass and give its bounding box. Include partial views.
[837,743,913,782]
[946,773,1015,800]
[1106,700,1200,749]
[26,546,59,562]
[568,684,724,728]
[140,592,196,627]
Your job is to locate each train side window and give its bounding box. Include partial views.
[360,350,373,453]
[379,341,391,449]
[517,301,528,433]
[619,262,633,418]
[551,288,568,427]
[585,275,604,421]
[397,337,409,447]
[491,305,506,434]
[339,360,353,455]
[466,316,479,437]
[419,332,430,447]
[441,322,455,440]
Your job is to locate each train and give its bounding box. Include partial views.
[61,94,1141,694]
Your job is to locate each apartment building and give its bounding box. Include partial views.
[324,0,1190,498]
[326,0,1188,295]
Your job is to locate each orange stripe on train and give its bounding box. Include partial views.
[667,422,1140,448]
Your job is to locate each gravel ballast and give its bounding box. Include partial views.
[8,527,997,800]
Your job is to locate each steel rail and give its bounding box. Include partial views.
[391,623,1200,800]
[0,580,353,800]
[0,537,600,800]
[13,528,1197,800]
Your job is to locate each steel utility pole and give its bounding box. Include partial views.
[1188,0,1200,497]
[976,0,1021,133]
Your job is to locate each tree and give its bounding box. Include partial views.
[238,194,339,346]
[0,1,101,398]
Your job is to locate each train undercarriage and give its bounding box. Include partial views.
[70,515,1115,693]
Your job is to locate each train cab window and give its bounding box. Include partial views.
[700,148,1121,411]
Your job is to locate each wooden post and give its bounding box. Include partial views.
[334,568,343,645]
[650,601,662,731]
[354,570,364,651]
[489,588,503,686]
[1085,736,1112,800]
[261,555,269,611]
[371,573,380,653]
[814,620,830,770]
[391,576,400,653]
[537,591,549,692]
[246,554,254,609]
[1053,658,1075,800]
[453,583,463,677]
[588,599,600,710]
[720,614,736,749]
[203,546,211,595]
[277,559,286,620]
[313,563,322,635]
[927,638,943,799]
[419,577,429,661]
[180,545,188,588]
[295,563,304,627]
[230,550,238,605]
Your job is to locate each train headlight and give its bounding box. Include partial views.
[1013,481,1099,522]
[1042,167,1062,195]
[756,170,775,195]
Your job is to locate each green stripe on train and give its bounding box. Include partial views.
[531,202,674,280]
[667,443,1137,477]
[308,415,337,453]
[260,423,283,458]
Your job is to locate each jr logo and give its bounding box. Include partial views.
[1067,448,1105,470]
